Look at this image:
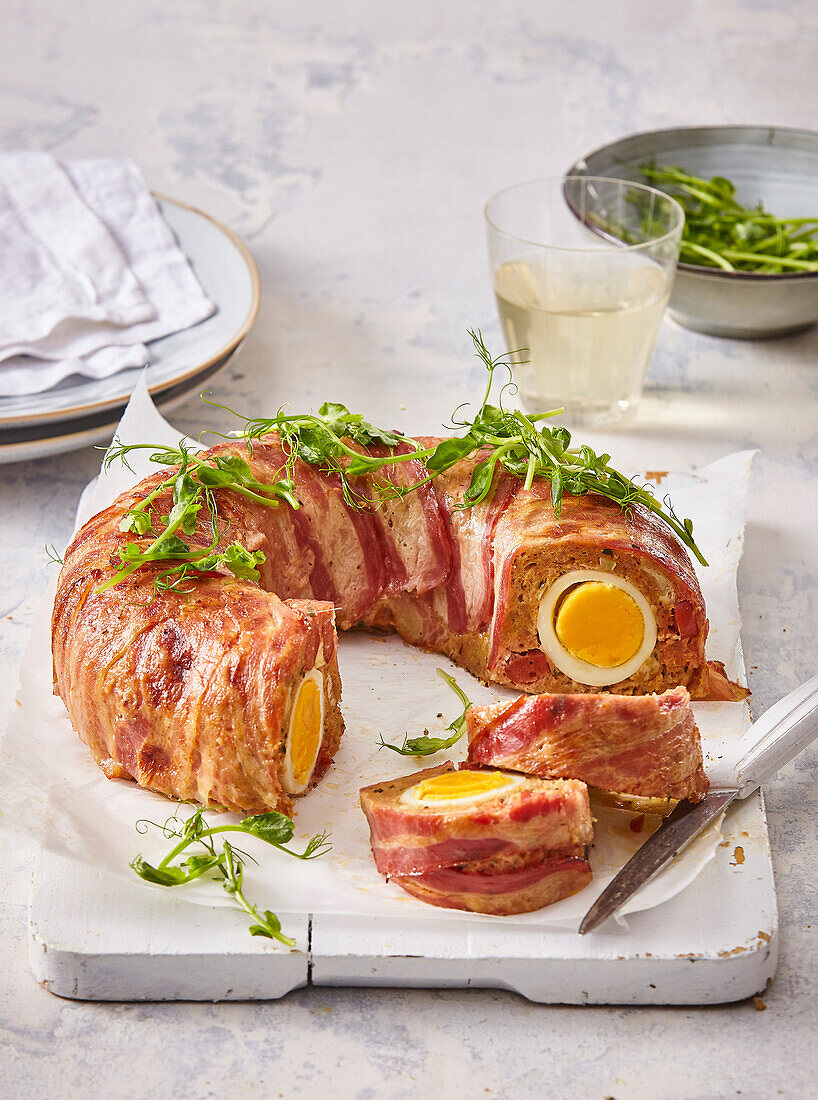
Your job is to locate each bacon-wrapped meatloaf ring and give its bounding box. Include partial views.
[53,433,741,813]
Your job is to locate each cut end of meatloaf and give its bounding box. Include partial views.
[359,762,592,877]
[466,686,709,803]
[282,601,344,799]
[488,540,705,696]
[479,486,742,699]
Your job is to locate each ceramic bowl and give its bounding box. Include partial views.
[569,125,818,338]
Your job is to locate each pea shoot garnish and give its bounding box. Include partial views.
[213,398,426,509]
[422,331,707,565]
[45,543,64,566]
[378,669,472,757]
[98,328,707,596]
[638,164,818,274]
[97,441,294,595]
[131,806,331,946]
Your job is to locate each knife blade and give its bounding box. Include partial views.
[578,788,737,934]
[578,672,818,935]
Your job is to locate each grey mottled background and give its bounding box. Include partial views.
[1,2,816,1097]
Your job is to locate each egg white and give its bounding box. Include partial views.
[399,770,524,809]
[282,669,325,795]
[536,569,657,687]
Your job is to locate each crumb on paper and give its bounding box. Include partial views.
[754,996,767,1012]
[731,845,746,865]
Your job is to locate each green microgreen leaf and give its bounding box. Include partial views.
[379,668,473,756]
[637,163,818,274]
[130,807,331,945]
[240,812,295,846]
[129,856,191,886]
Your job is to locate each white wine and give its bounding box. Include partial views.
[494,254,670,426]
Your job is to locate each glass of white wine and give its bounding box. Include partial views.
[485,176,684,427]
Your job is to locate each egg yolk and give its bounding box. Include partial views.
[554,581,645,668]
[413,770,513,802]
[289,677,322,786]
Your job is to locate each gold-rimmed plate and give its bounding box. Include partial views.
[0,195,260,432]
[0,354,231,465]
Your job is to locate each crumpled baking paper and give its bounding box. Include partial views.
[3,376,755,932]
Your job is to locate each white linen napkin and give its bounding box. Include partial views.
[0,153,155,354]
[0,343,153,396]
[0,153,215,397]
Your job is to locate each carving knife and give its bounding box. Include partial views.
[579,673,818,934]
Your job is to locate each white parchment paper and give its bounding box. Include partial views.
[3,376,755,932]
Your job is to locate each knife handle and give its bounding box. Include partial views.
[729,674,818,798]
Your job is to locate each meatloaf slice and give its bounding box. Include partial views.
[359,762,592,876]
[466,686,709,803]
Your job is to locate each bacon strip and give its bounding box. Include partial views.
[431,457,518,635]
[697,660,751,702]
[435,491,469,634]
[477,472,518,628]
[361,443,452,598]
[393,853,592,915]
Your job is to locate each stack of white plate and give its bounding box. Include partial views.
[0,197,260,464]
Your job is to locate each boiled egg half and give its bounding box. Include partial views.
[537,569,657,687]
[282,669,324,795]
[399,768,523,808]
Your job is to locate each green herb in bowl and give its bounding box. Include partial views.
[638,164,818,274]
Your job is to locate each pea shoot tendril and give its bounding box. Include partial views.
[421,331,707,565]
[131,806,331,946]
[378,668,473,756]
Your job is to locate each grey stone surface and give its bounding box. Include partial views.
[1,1,816,1097]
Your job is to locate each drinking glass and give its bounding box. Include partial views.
[485,176,684,427]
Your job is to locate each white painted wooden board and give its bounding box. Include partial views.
[29,791,777,1004]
